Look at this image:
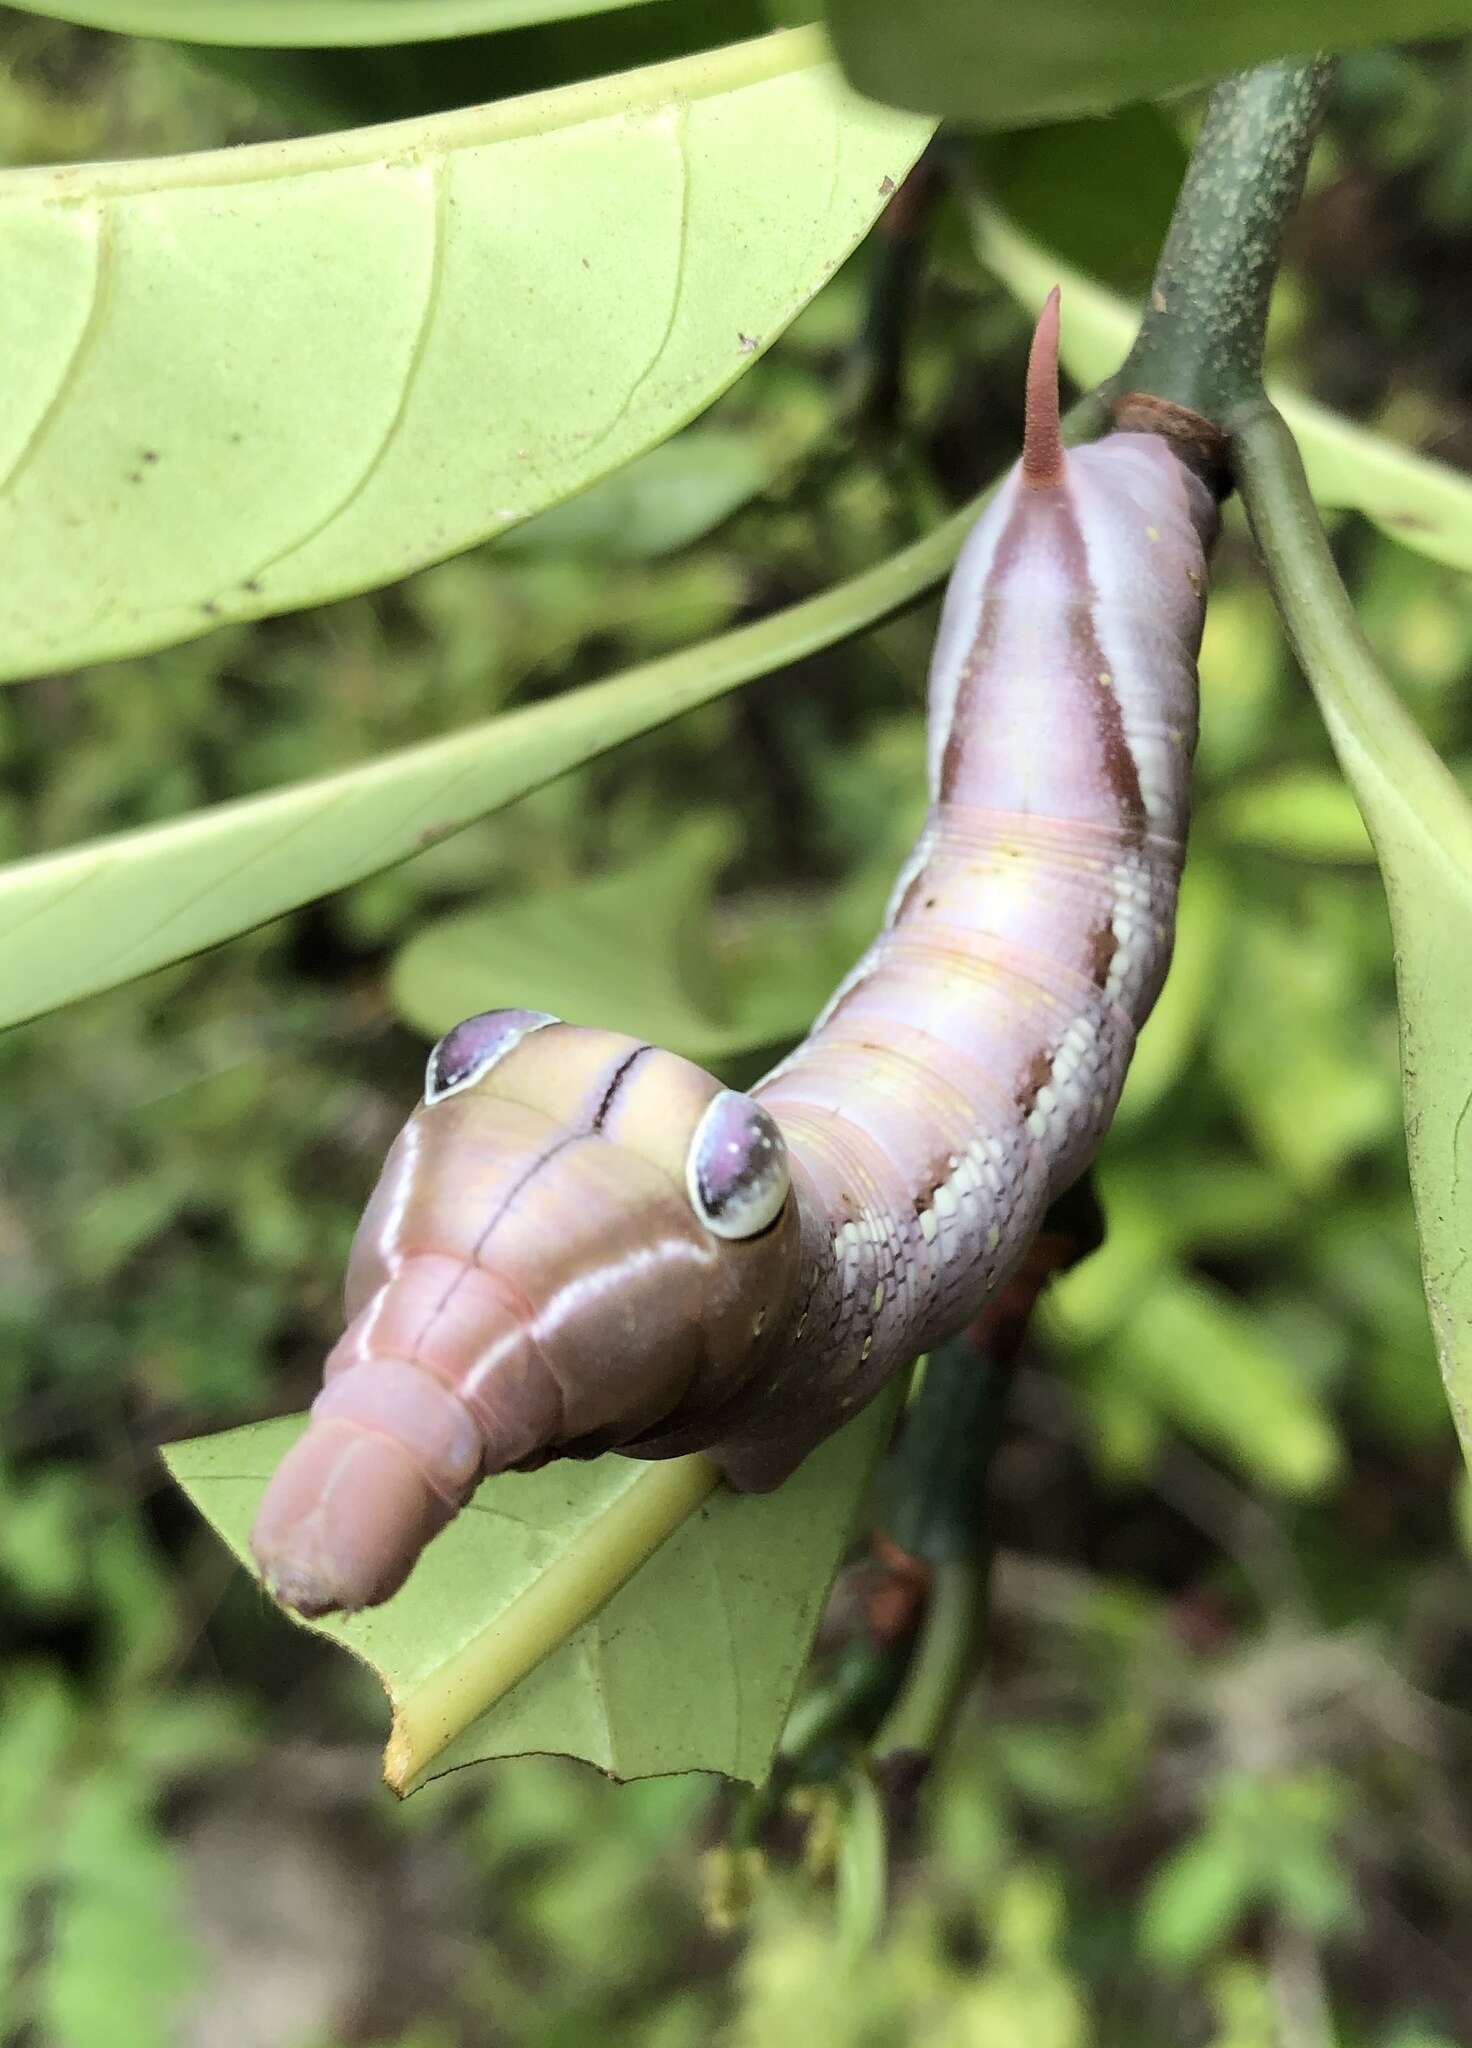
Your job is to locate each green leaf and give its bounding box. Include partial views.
[391,814,820,1064]
[42,1777,198,2048]
[1096,1271,1341,1494]
[0,1671,208,2048]
[0,29,929,679]
[1209,912,1400,1189]
[493,424,783,561]
[9,0,663,41]
[1046,1178,1171,1347]
[1205,1961,1278,2048]
[1233,403,1472,1485]
[1194,579,1289,786]
[1207,768,1376,863]
[828,0,1472,126]
[976,208,1472,575]
[164,1385,901,1792]
[1140,1826,1256,1971]
[0,1470,90,1605]
[981,105,1187,292]
[0,494,977,1032]
[1049,1156,1298,1347]
[0,1670,76,2001]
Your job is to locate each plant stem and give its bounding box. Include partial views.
[867,1176,1106,1764]
[1119,57,1335,422]
[867,1335,999,1763]
[834,1766,889,1960]
[871,1559,982,1761]
[879,1336,1008,1566]
[1231,395,1472,874]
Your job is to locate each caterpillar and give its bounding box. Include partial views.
[251,293,1219,1617]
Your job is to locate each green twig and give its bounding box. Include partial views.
[870,1558,982,1762]
[879,1335,1008,1566]
[866,1334,1003,1764]
[1120,58,1335,422]
[1231,393,1472,872]
[868,1177,1106,1764]
[834,1766,889,1960]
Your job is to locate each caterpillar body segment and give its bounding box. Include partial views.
[251,295,1219,1614]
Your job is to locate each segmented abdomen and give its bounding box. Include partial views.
[726,411,1217,1486]
[249,295,1220,1611]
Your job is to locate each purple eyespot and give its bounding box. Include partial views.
[424,1009,558,1105]
[685,1090,790,1241]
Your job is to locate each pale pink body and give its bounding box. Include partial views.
[251,301,1218,1615]
[736,427,1216,1478]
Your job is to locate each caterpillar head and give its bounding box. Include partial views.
[250,1013,803,1614]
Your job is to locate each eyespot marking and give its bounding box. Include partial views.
[686,1091,790,1241]
[424,1008,558,1105]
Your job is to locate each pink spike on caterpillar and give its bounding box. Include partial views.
[1021,285,1065,487]
[251,296,1219,1617]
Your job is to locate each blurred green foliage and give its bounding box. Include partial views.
[3,15,1472,2048]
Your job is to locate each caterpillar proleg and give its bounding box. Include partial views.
[251,294,1219,1616]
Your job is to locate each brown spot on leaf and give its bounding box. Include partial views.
[415,819,464,849]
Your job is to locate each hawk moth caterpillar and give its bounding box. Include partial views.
[251,293,1220,1617]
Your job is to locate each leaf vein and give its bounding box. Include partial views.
[575,106,692,468]
[0,200,112,506]
[240,158,451,587]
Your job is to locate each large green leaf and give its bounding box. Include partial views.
[1206,768,1376,863]
[391,814,823,1063]
[164,1387,901,1791]
[493,423,787,561]
[0,28,928,680]
[1233,403,1472,1473]
[0,493,978,1032]
[9,0,662,40]
[976,209,1472,574]
[828,0,1472,126]
[1056,1270,1341,1495]
[1208,911,1400,1191]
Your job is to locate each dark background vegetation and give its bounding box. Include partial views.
[4,17,1472,2045]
